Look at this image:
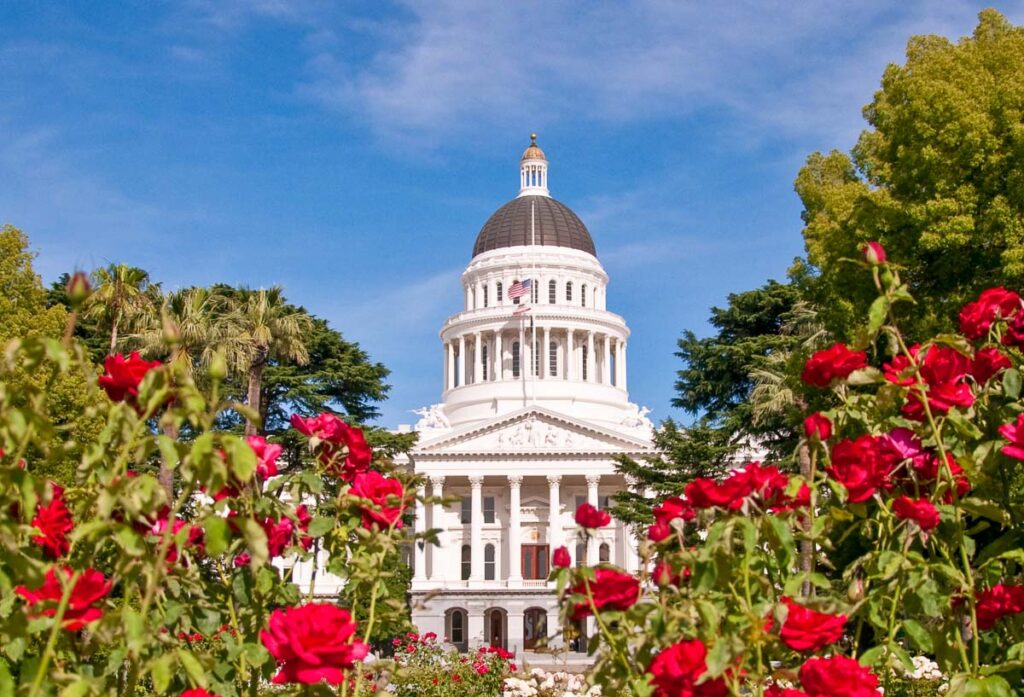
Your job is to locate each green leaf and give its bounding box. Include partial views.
[858,645,886,667]
[846,366,883,385]
[867,296,889,335]
[202,516,231,557]
[946,674,1014,697]
[240,518,269,569]
[1003,368,1021,399]
[703,640,732,678]
[306,515,335,538]
[223,436,257,482]
[177,649,207,688]
[0,659,13,697]
[149,654,174,694]
[960,497,1011,526]
[902,619,933,652]
[59,680,91,697]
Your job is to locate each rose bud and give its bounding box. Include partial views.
[66,271,92,308]
[552,546,571,569]
[863,241,886,265]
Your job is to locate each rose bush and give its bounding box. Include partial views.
[0,302,429,696]
[553,245,1023,696]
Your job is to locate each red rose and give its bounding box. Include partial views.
[552,546,571,568]
[569,568,640,620]
[862,241,886,265]
[246,435,282,480]
[295,504,314,551]
[883,344,921,387]
[971,347,1011,384]
[827,435,893,503]
[652,559,688,587]
[798,655,880,697]
[647,639,727,697]
[290,413,372,481]
[911,451,971,501]
[999,413,1024,460]
[181,690,221,697]
[975,584,1024,630]
[32,483,73,558]
[779,597,846,652]
[959,287,1022,340]
[260,604,369,685]
[15,566,113,631]
[801,343,867,388]
[575,502,611,529]
[892,496,940,531]
[803,413,832,441]
[97,352,162,405]
[649,496,694,541]
[350,470,406,530]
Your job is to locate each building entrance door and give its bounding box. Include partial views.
[523,608,547,650]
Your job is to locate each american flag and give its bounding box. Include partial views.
[507,279,531,299]
[513,305,531,315]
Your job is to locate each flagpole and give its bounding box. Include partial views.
[530,200,537,406]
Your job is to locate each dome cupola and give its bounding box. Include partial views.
[518,133,549,197]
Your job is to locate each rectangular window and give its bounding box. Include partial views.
[512,341,521,378]
[600,495,611,510]
[484,544,496,580]
[575,495,586,511]
[533,339,540,376]
[497,282,503,302]
[484,496,495,524]
[460,496,471,524]
[522,545,550,580]
[461,545,471,580]
[483,285,489,308]
[549,280,556,304]
[532,279,539,304]
[549,341,557,377]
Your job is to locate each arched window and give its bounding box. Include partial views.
[549,341,557,377]
[481,344,488,381]
[484,544,496,580]
[461,545,471,580]
[496,281,503,303]
[581,283,587,307]
[548,279,557,304]
[599,543,610,563]
[447,608,467,649]
[512,279,520,305]
[483,285,489,308]
[512,341,521,378]
[566,281,573,303]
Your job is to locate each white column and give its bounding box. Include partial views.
[446,342,455,390]
[414,483,427,583]
[602,335,611,384]
[615,338,622,387]
[465,285,472,310]
[507,475,523,585]
[469,475,484,581]
[474,332,482,384]
[547,474,562,551]
[621,341,627,390]
[567,330,575,381]
[542,326,550,378]
[458,335,466,388]
[586,331,595,383]
[495,331,503,381]
[429,476,445,581]
[586,474,600,564]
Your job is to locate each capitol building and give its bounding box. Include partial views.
[404,136,655,656]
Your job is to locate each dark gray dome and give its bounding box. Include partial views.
[472,195,596,258]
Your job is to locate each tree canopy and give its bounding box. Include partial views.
[797,9,1024,340]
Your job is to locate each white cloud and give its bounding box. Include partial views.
[298,0,1024,151]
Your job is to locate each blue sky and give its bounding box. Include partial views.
[2,1,1022,428]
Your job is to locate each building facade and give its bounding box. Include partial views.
[407,136,654,656]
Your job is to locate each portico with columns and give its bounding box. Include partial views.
[407,135,654,658]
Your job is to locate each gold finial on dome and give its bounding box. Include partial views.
[521,133,546,161]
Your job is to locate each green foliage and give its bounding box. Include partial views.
[612,421,735,529]
[797,9,1024,341]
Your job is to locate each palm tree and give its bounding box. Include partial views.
[234,287,311,436]
[135,287,247,497]
[139,287,247,378]
[749,300,829,596]
[86,264,160,353]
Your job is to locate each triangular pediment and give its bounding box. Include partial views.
[412,406,652,455]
